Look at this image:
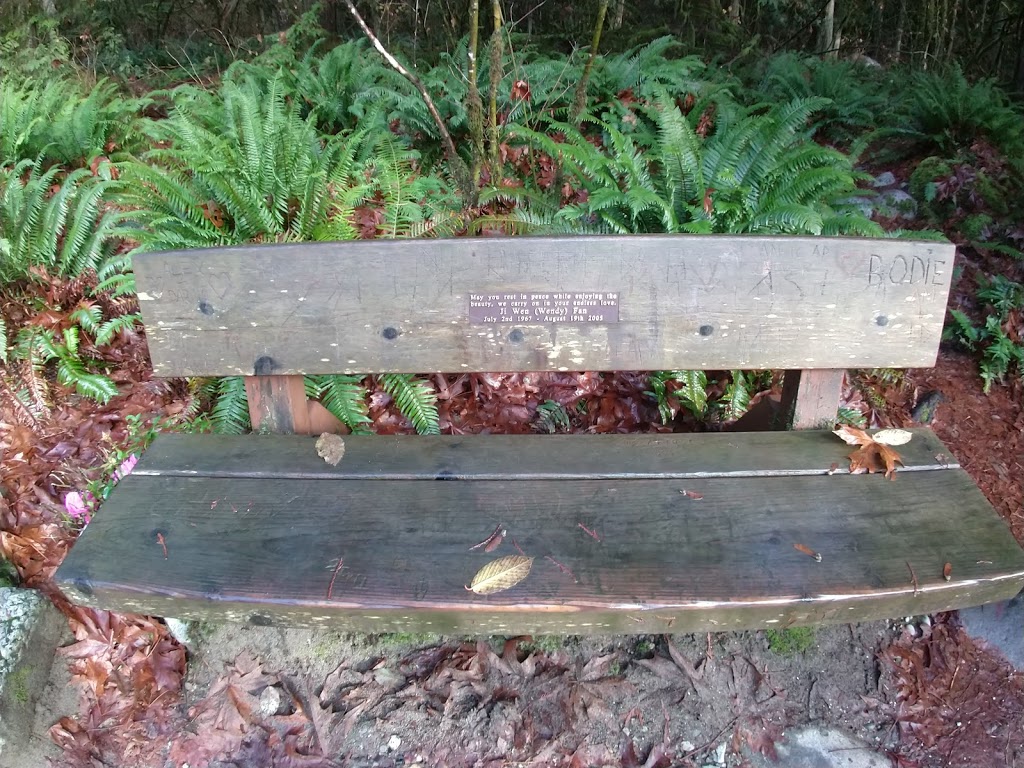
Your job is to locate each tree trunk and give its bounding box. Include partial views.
[945,0,961,63]
[894,0,906,61]
[40,0,57,15]
[487,0,503,172]
[572,0,610,123]
[819,0,836,57]
[466,0,485,188]
[613,0,626,29]
[729,0,741,24]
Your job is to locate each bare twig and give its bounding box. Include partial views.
[341,0,472,200]
[906,560,919,596]
[327,557,345,599]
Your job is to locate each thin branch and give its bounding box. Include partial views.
[340,0,472,200]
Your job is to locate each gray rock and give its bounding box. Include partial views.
[0,589,65,765]
[960,591,1024,670]
[872,171,897,188]
[876,188,918,220]
[838,196,874,218]
[743,725,890,767]
[164,617,193,647]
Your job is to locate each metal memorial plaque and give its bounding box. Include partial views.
[468,292,620,324]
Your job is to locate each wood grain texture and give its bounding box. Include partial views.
[54,430,1024,634]
[782,369,846,429]
[134,235,955,376]
[245,375,311,434]
[130,429,956,480]
[54,469,1024,634]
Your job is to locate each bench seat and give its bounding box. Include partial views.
[55,429,1024,634]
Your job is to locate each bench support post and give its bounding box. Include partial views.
[781,369,845,430]
[245,375,312,434]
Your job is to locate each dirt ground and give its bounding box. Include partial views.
[167,620,909,767]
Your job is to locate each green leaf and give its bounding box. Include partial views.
[380,373,440,435]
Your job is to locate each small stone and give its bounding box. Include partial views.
[259,685,283,716]
[164,617,192,646]
[872,171,897,188]
[388,735,402,751]
[714,743,727,765]
[681,740,696,752]
[315,433,346,466]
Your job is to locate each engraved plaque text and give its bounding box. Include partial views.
[469,292,619,323]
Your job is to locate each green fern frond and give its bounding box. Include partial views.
[380,373,440,435]
[210,376,251,434]
[94,314,141,346]
[311,374,372,433]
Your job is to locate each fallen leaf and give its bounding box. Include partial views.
[315,433,345,466]
[835,426,905,479]
[848,440,905,479]
[943,562,952,581]
[679,489,704,500]
[833,425,875,446]
[469,523,505,552]
[468,555,533,595]
[874,428,913,446]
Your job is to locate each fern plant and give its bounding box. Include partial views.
[903,65,1024,160]
[946,275,1024,393]
[13,326,119,404]
[0,76,143,166]
[506,94,881,237]
[380,374,440,435]
[0,158,128,285]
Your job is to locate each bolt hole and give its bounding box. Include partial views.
[508,329,524,343]
[382,327,399,340]
[876,316,889,327]
[253,356,276,375]
[198,299,214,316]
[699,324,714,337]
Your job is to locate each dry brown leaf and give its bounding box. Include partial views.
[315,433,346,466]
[833,425,875,446]
[943,562,953,581]
[848,441,905,479]
[468,555,533,595]
[874,428,913,446]
[836,426,905,479]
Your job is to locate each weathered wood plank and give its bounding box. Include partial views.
[135,236,955,376]
[55,469,1024,634]
[782,369,846,429]
[130,429,956,480]
[245,375,311,434]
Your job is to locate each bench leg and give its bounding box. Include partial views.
[782,369,845,430]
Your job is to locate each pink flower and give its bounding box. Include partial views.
[113,454,138,482]
[64,491,91,523]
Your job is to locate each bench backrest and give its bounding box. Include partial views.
[135,235,955,432]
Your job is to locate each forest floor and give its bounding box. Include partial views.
[2,261,1023,768]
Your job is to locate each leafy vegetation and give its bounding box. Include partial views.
[947,275,1024,393]
[2,3,1023,429]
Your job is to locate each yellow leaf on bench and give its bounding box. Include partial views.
[468,556,533,595]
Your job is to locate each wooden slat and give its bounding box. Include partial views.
[129,429,956,480]
[54,469,1024,634]
[135,236,955,376]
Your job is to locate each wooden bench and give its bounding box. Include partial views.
[55,235,1024,634]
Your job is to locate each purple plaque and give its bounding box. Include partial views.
[468,292,620,324]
